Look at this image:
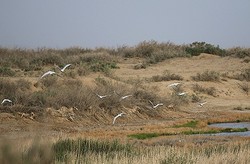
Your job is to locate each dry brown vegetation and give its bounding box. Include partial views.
[0,41,250,163]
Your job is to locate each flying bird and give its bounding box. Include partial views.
[119,95,132,101]
[1,99,12,104]
[41,70,56,79]
[149,100,163,109]
[96,93,111,99]
[59,64,72,72]
[168,82,181,88]
[113,112,125,124]
[198,101,207,107]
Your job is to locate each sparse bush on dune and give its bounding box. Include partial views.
[0,42,249,73]
[151,71,183,82]
[0,78,18,99]
[116,46,136,58]
[225,47,250,58]
[135,41,188,63]
[233,68,250,81]
[40,76,59,88]
[192,70,220,82]
[237,82,249,95]
[192,84,217,97]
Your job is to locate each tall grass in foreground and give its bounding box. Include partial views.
[0,138,249,164]
[53,138,134,162]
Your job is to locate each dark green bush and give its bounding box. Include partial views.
[186,42,226,56]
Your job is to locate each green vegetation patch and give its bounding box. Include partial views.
[185,42,226,56]
[173,120,198,128]
[0,67,15,77]
[128,133,160,140]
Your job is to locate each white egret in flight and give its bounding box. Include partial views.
[41,70,56,79]
[113,112,126,124]
[59,64,72,72]
[149,100,163,109]
[1,99,12,104]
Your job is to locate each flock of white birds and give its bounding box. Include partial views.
[1,64,207,125]
[1,64,72,108]
[40,64,72,79]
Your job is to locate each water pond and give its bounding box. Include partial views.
[208,122,250,137]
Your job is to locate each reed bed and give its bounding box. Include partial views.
[1,138,249,164]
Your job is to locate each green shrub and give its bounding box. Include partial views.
[186,42,226,56]
[173,120,198,128]
[128,133,160,140]
[89,61,119,73]
[0,67,15,77]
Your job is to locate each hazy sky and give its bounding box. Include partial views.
[1,0,250,49]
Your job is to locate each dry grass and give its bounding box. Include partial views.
[0,138,249,164]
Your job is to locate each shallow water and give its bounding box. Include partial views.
[208,122,250,137]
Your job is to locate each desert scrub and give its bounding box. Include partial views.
[233,68,250,81]
[0,67,15,77]
[117,41,188,63]
[237,82,249,95]
[225,47,250,58]
[151,71,183,82]
[192,70,220,82]
[192,84,217,96]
